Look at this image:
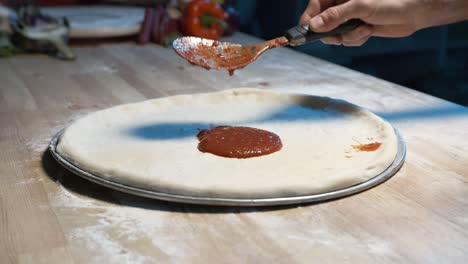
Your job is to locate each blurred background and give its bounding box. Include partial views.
[2,0,467,106]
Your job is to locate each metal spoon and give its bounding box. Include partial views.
[173,19,363,75]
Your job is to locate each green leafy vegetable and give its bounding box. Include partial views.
[0,32,23,57]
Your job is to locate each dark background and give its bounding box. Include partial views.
[236,0,468,106]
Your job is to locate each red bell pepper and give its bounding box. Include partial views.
[183,0,227,40]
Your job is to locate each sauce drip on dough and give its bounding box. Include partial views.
[197,126,282,158]
[352,142,382,152]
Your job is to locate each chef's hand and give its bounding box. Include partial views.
[299,0,468,46]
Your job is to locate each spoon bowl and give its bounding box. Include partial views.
[173,36,288,73]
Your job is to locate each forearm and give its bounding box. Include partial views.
[424,0,468,28]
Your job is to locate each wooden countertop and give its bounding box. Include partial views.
[1,32,467,263]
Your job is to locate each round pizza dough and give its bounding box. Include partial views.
[57,88,398,199]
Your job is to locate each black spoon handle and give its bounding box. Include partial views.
[285,19,365,46]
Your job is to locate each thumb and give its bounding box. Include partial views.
[309,0,366,32]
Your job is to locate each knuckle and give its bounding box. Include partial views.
[334,34,343,43]
[343,26,371,41]
[342,29,360,41]
[357,37,370,46]
[323,7,342,23]
[355,0,376,17]
[341,33,354,42]
[321,36,341,45]
[353,0,366,10]
[355,0,370,10]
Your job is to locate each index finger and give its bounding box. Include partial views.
[299,0,336,24]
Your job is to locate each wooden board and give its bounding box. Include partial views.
[1,32,467,263]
